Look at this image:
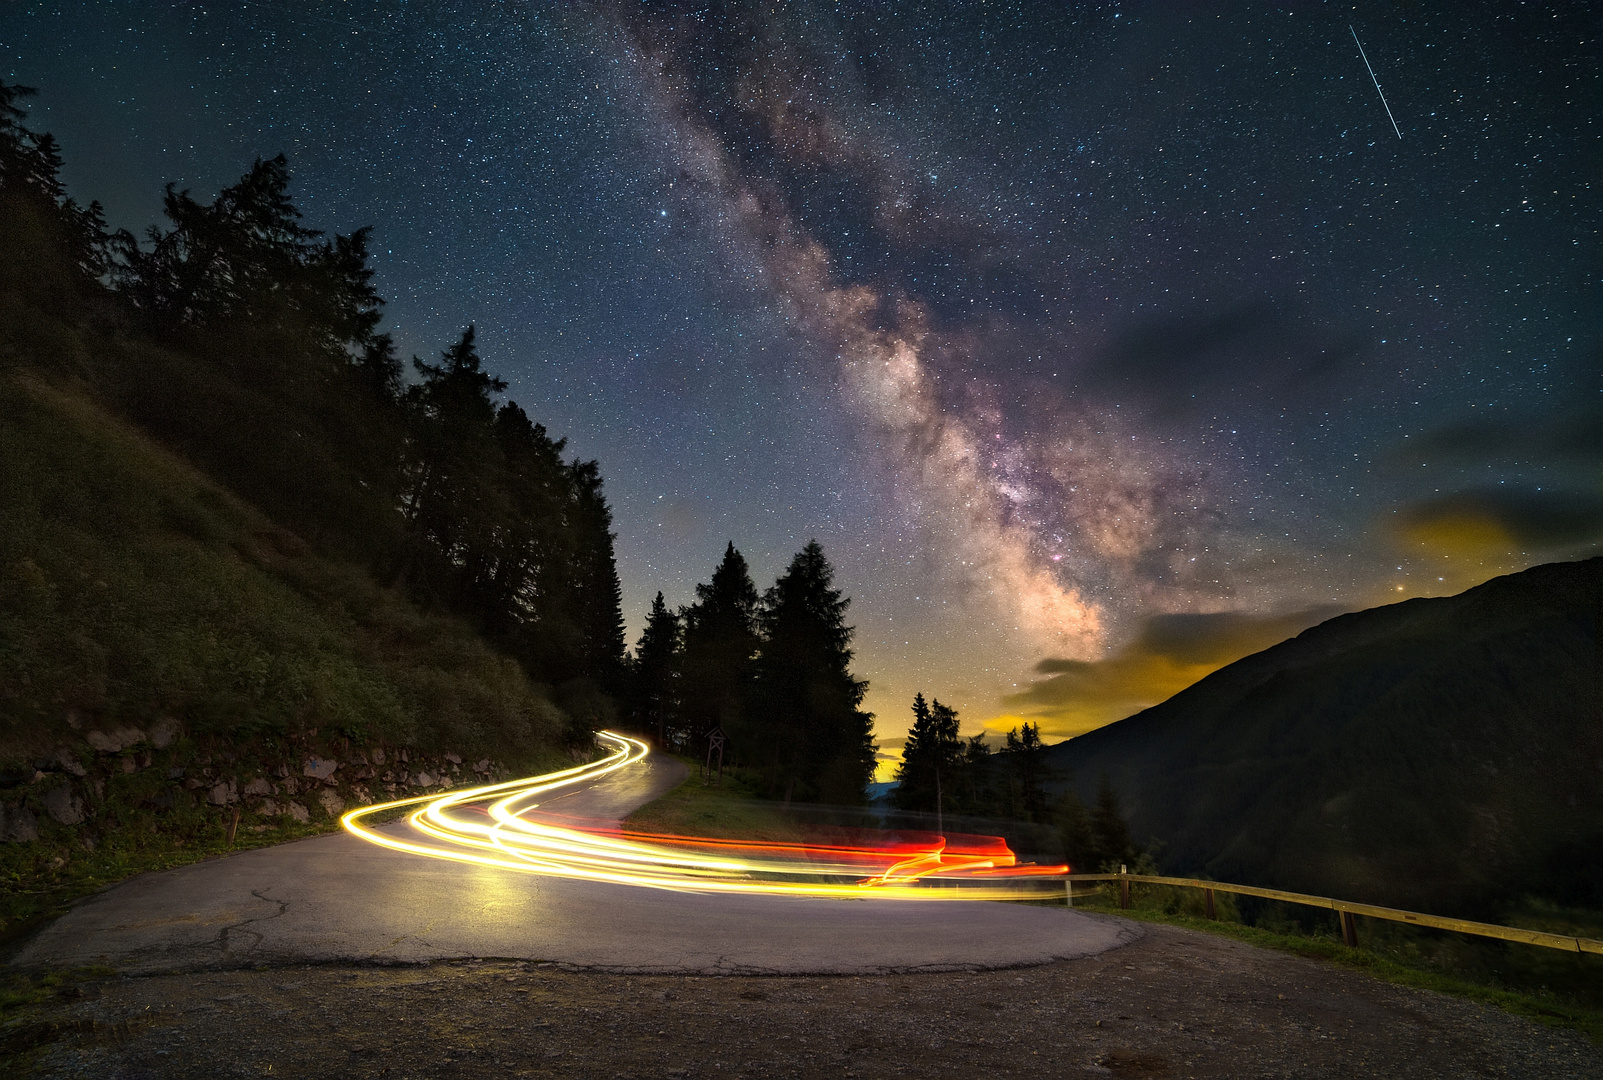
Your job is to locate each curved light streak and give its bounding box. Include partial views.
[343,732,1067,901]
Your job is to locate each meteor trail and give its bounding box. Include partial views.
[1351,25,1402,140]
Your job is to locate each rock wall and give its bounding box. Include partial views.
[0,717,514,848]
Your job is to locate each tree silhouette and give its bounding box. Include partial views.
[680,542,761,746]
[748,541,876,804]
[1,82,643,754]
[397,326,507,600]
[892,693,964,819]
[631,592,682,747]
[1003,722,1052,821]
[0,82,115,310]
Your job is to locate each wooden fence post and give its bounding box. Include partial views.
[1204,888,1216,920]
[1065,876,1073,908]
[1341,910,1359,948]
[1119,864,1130,910]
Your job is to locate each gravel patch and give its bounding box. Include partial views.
[22,923,1602,1079]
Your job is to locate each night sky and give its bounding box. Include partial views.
[8,2,1599,765]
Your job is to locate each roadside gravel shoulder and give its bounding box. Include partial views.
[15,921,1601,1078]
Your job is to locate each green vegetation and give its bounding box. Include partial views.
[0,368,577,936]
[0,81,622,931]
[623,760,804,842]
[0,82,628,733]
[1066,882,1603,1043]
[0,964,118,1075]
[0,375,565,758]
[628,540,879,806]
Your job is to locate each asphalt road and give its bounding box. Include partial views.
[12,753,1135,976]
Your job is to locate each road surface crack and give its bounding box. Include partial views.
[216,889,289,960]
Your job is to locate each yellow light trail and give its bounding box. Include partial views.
[343,733,1068,901]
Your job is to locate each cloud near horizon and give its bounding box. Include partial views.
[990,606,1344,741]
[1390,488,1603,563]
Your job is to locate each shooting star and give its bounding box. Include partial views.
[1351,25,1402,139]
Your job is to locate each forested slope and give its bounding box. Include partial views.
[0,81,626,927]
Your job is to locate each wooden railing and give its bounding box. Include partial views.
[1065,870,1603,956]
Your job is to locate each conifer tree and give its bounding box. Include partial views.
[1003,722,1052,821]
[1053,788,1098,873]
[564,459,627,691]
[0,82,115,307]
[680,542,761,744]
[631,593,683,746]
[748,541,876,804]
[397,326,507,600]
[892,693,963,817]
[960,733,996,815]
[468,400,570,651]
[0,83,635,745]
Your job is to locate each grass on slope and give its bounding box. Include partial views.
[1066,881,1603,1044]
[623,761,805,842]
[0,372,565,761]
[0,371,571,941]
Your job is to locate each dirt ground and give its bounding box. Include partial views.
[14,921,1602,1079]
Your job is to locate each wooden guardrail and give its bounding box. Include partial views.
[1065,870,1603,956]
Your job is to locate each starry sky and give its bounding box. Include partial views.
[8,2,1599,766]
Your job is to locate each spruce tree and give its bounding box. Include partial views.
[565,458,627,692]
[469,400,570,653]
[960,734,996,816]
[748,541,876,804]
[397,326,507,601]
[631,592,682,747]
[892,693,963,817]
[0,83,115,311]
[680,542,760,745]
[1003,722,1052,821]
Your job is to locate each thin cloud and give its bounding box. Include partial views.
[994,606,1343,740]
[1392,488,1603,557]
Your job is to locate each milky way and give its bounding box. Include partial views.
[10,2,1599,753]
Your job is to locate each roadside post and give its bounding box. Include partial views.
[1119,864,1130,910]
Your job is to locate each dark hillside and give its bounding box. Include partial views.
[0,372,564,762]
[0,82,626,930]
[1045,558,1603,918]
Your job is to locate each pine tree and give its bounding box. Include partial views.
[468,400,570,653]
[748,541,876,804]
[892,693,963,818]
[564,458,627,692]
[631,593,682,747]
[960,733,996,816]
[1003,722,1053,821]
[680,542,761,745]
[397,326,507,601]
[0,83,637,748]
[892,692,936,811]
[0,82,115,309]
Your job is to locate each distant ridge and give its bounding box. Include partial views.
[1045,558,1603,917]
